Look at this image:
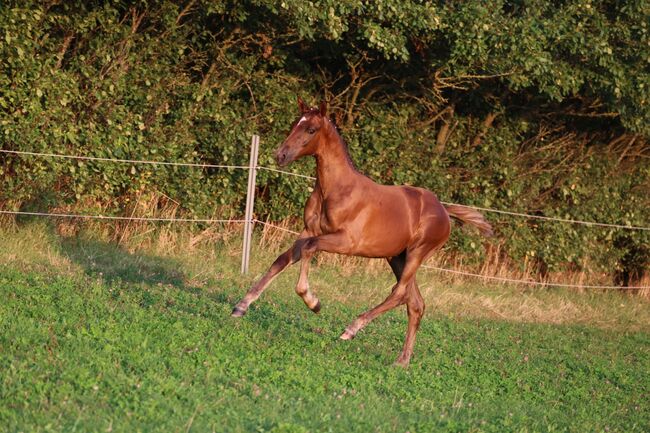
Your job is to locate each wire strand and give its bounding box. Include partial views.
[258,166,316,180]
[0,210,245,224]
[0,149,248,170]
[2,209,646,290]
[3,148,649,230]
[254,219,302,234]
[257,168,649,230]
[440,201,650,231]
[420,264,648,290]
[253,223,649,290]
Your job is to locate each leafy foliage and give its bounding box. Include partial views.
[1,0,648,279]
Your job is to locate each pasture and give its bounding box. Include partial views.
[1,223,648,432]
[2,2,649,431]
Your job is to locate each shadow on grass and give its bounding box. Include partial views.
[6,219,299,326]
[56,236,241,309]
[50,237,304,329]
[59,237,186,287]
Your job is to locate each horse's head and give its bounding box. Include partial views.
[275,96,328,167]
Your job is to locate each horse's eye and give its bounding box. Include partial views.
[308,128,316,134]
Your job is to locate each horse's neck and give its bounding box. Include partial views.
[315,127,359,197]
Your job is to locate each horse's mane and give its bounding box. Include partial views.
[321,112,355,167]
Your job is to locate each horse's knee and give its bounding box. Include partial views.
[295,281,320,312]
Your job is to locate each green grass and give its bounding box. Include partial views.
[0,223,648,432]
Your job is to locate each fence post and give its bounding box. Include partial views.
[241,134,260,274]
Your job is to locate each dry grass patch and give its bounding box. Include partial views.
[1,221,648,332]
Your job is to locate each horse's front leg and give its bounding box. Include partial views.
[294,245,321,312]
[231,230,309,317]
[293,231,353,313]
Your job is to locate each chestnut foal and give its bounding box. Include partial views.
[232,97,492,366]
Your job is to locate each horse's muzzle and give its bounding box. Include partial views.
[275,148,292,167]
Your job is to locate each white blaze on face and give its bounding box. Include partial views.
[297,116,308,126]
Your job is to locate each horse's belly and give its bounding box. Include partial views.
[351,212,412,258]
[318,188,419,258]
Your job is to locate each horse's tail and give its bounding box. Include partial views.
[444,204,494,237]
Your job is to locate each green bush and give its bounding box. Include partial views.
[1,0,648,280]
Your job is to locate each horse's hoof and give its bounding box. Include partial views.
[311,300,321,314]
[393,357,410,368]
[339,329,356,340]
[231,306,246,317]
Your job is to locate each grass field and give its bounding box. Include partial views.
[1,223,648,432]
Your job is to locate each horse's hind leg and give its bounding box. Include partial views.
[341,248,428,366]
[231,232,308,317]
[394,281,425,367]
[339,282,406,340]
[340,251,419,340]
[388,251,425,367]
[388,250,407,282]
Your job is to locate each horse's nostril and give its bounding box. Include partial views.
[275,148,290,166]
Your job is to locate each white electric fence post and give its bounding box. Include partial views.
[241,134,260,274]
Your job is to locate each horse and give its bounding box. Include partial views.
[232,97,493,367]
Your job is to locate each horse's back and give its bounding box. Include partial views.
[302,176,450,257]
[381,184,450,252]
[348,182,449,257]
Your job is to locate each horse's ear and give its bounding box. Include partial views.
[319,100,327,117]
[297,96,307,113]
